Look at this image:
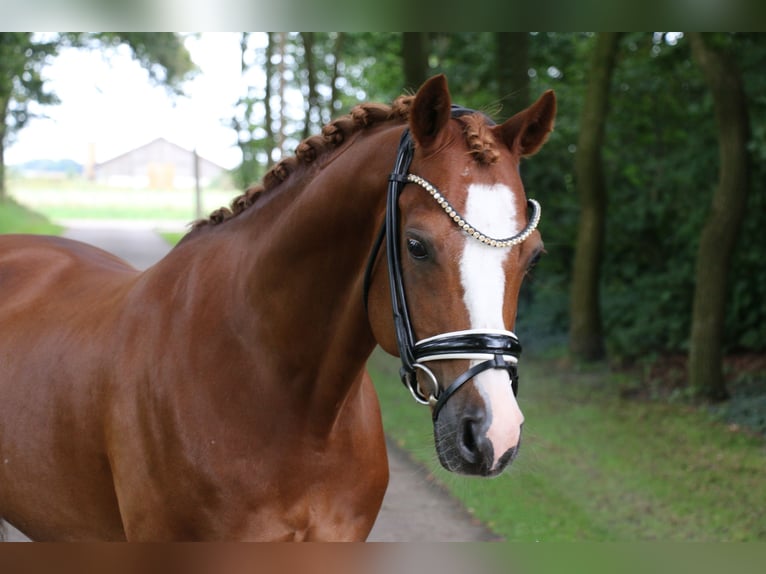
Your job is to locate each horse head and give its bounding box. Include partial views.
[367,75,556,476]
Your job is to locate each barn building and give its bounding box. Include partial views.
[91,138,228,189]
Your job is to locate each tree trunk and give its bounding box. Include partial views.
[687,33,750,401]
[264,32,275,168]
[238,33,248,74]
[569,33,621,361]
[329,33,344,121]
[276,32,287,161]
[401,33,429,90]
[300,32,318,140]
[495,33,529,120]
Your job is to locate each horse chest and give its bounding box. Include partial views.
[233,481,383,541]
[112,386,388,541]
[222,426,389,541]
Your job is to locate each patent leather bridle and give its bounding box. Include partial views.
[363,110,541,422]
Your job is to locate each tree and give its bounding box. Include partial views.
[231,33,264,190]
[232,32,296,189]
[569,33,621,361]
[86,33,193,91]
[299,32,320,141]
[687,33,750,401]
[328,33,345,119]
[495,33,530,120]
[264,33,276,167]
[402,33,430,90]
[0,32,193,201]
[427,33,496,108]
[0,33,58,201]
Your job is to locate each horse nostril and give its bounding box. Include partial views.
[460,419,478,462]
[458,416,493,467]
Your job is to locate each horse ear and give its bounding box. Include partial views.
[409,74,452,149]
[496,90,556,157]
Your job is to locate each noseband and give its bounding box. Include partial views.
[364,109,541,421]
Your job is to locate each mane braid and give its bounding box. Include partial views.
[190,96,414,231]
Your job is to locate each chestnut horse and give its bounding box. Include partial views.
[0,75,555,541]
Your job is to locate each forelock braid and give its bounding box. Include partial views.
[460,114,500,165]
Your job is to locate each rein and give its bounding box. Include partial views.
[364,111,541,422]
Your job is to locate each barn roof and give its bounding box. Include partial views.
[95,137,226,172]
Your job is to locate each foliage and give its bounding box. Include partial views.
[600,33,715,358]
[608,33,764,358]
[0,33,59,144]
[516,33,766,361]
[231,33,403,190]
[428,33,497,109]
[89,33,195,91]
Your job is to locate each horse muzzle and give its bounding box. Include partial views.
[430,368,523,477]
[398,329,523,476]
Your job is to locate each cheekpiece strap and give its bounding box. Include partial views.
[386,129,417,373]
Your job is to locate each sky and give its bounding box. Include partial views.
[6,33,249,170]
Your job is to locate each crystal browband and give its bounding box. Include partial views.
[406,174,541,248]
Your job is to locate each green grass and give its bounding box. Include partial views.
[0,196,63,235]
[7,177,239,224]
[368,349,766,541]
[159,231,186,246]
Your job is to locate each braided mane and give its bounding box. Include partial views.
[192,95,500,231]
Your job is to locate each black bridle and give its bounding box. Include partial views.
[363,111,540,422]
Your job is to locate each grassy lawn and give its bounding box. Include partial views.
[0,196,63,235]
[7,177,239,224]
[159,231,186,246]
[368,348,766,542]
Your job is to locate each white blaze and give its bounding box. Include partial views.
[459,183,525,469]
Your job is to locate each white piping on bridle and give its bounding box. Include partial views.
[407,329,521,406]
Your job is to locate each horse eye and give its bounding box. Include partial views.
[527,251,543,272]
[406,238,429,260]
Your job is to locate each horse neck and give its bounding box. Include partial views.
[191,124,403,433]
